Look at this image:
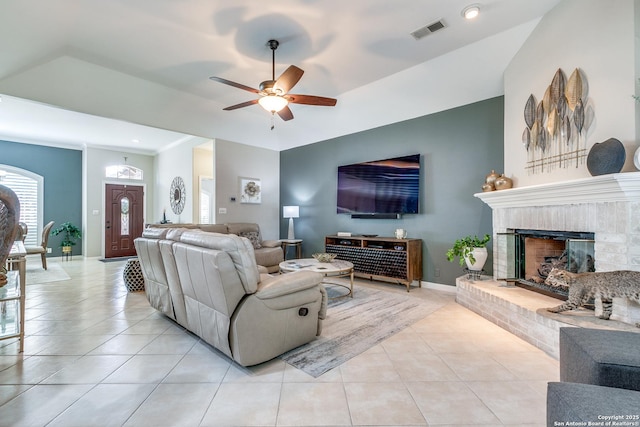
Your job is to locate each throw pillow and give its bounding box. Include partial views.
[239,231,262,249]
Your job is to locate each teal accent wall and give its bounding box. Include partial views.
[0,140,83,255]
[280,96,504,286]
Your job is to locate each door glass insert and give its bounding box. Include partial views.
[121,197,130,236]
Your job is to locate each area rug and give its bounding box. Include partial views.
[280,284,445,377]
[26,262,71,284]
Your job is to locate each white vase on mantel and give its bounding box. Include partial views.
[464,247,488,271]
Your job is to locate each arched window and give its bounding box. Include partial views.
[0,165,44,247]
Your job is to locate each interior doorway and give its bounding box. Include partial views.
[104,183,144,258]
[199,176,214,223]
[193,141,214,224]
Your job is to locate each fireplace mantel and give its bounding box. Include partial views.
[475,172,640,209]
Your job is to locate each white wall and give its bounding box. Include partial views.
[214,139,280,240]
[193,143,214,223]
[153,136,279,238]
[154,136,211,224]
[504,0,638,187]
[84,147,155,257]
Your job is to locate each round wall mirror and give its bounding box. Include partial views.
[170,176,186,215]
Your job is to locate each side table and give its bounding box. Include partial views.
[123,258,145,292]
[279,258,354,298]
[281,239,303,259]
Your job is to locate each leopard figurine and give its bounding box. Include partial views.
[544,268,640,327]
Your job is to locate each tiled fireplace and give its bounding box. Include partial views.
[456,173,640,356]
[478,172,640,325]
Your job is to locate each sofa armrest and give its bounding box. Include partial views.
[261,239,282,248]
[318,285,328,320]
[256,271,322,300]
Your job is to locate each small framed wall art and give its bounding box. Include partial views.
[239,177,261,204]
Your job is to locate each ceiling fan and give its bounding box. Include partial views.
[209,39,337,125]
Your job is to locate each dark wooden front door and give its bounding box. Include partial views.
[105,184,144,258]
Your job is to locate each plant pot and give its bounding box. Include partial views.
[62,246,72,254]
[464,247,488,271]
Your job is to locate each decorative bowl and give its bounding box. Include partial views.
[587,138,625,176]
[312,253,337,263]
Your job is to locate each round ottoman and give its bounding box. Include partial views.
[123,258,145,292]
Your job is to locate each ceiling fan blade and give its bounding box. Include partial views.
[277,105,294,121]
[274,66,304,94]
[287,94,337,107]
[209,76,259,94]
[223,99,258,111]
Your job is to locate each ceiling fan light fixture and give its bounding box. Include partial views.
[258,95,288,113]
[462,4,480,20]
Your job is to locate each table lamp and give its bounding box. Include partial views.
[283,205,299,240]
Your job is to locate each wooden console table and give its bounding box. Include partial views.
[325,235,422,291]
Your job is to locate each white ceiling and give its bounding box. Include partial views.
[0,0,560,154]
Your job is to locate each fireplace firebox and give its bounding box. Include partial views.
[497,229,595,300]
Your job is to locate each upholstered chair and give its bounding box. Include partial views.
[15,222,27,242]
[25,220,55,270]
[226,222,284,273]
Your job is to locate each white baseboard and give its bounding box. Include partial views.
[421,281,456,294]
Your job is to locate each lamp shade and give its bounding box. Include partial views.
[258,95,288,113]
[283,205,299,218]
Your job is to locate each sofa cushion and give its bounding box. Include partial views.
[134,235,174,320]
[238,231,262,249]
[197,224,229,233]
[178,230,260,293]
[166,227,190,241]
[254,247,284,272]
[142,227,169,239]
[226,222,260,235]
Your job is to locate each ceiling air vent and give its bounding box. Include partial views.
[410,19,446,40]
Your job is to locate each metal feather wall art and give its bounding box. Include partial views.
[522,68,592,174]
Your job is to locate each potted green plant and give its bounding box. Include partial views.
[51,222,82,254]
[446,234,491,271]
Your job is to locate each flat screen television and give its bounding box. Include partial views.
[337,154,420,217]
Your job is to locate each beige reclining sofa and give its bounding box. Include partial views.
[134,227,327,366]
[147,222,283,273]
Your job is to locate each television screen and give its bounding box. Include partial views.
[337,154,420,215]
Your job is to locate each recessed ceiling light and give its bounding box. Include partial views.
[462,4,481,20]
[132,139,140,143]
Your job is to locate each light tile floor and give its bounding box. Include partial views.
[0,257,558,426]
